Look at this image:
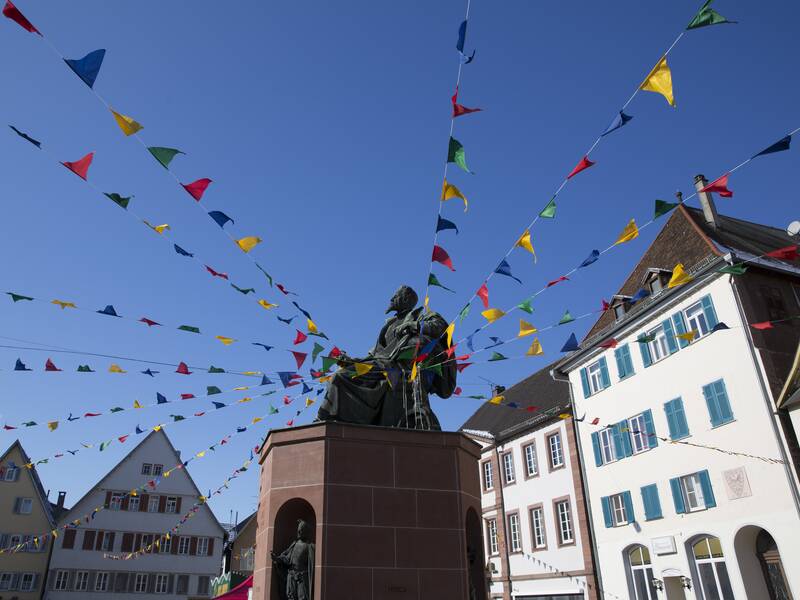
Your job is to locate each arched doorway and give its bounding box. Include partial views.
[271,498,316,600]
[465,507,488,600]
[686,535,734,600]
[622,544,658,600]
[734,526,793,600]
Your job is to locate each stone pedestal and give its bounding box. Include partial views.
[252,422,487,600]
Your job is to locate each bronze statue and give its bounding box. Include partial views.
[271,520,315,600]
[316,285,457,430]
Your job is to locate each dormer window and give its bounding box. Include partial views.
[643,268,673,295]
[610,296,633,322]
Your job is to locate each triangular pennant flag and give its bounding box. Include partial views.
[765,245,799,261]
[719,263,747,275]
[306,318,319,334]
[456,19,467,53]
[97,305,120,317]
[61,152,94,180]
[495,258,522,283]
[539,198,556,218]
[667,263,693,288]
[699,173,733,198]
[8,125,41,148]
[236,236,262,253]
[638,333,657,343]
[293,330,308,345]
[687,0,735,30]
[64,49,106,88]
[45,358,61,372]
[312,342,325,363]
[176,362,191,375]
[156,393,168,404]
[750,321,774,331]
[580,250,600,268]
[558,310,574,325]
[77,365,94,372]
[104,192,131,210]
[141,368,157,376]
[447,137,472,173]
[148,146,184,169]
[47,421,59,431]
[305,397,315,407]
[51,299,76,309]
[133,400,143,409]
[458,303,471,323]
[560,332,579,352]
[601,111,633,136]
[475,283,490,309]
[353,362,373,377]
[428,273,455,293]
[614,219,639,245]
[291,351,307,369]
[547,276,568,288]
[676,330,697,342]
[654,199,679,218]
[489,395,504,405]
[526,337,544,356]
[598,338,618,349]
[567,156,595,179]
[208,210,233,228]
[488,352,507,362]
[3,1,40,34]
[451,87,482,118]
[109,364,126,373]
[432,245,455,271]
[110,109,143,136]
[178,325,200,334]
[631,288,649,303]
[205,265,228,279]
[517,298,534,314]
[215,335,236,346]
[436,215,459,234]
[6,292,33,302]
[182,178,212,201]
[518,320,537,337]
[445,322,455,348]
[231,284,254,295]
[712,322,729,333]
[173,244,193,257]
[441,179,468,211]
[258,299,278,310]
[515,230,536,260]
[481,308,505,323]
[753,135,792,158]
[640,56,675,107]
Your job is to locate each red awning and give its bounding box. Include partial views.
[213,575,253,599]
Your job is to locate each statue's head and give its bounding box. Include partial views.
[386,285,418,315]
[296,519,309,541]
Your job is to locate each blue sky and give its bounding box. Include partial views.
[1,0,798,523]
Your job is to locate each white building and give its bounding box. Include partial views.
[45,429,226,599]
[461,366,600,600]
[555,181,800,600]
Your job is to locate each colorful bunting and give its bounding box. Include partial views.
[110,109,143,136]
[148,147,184,169]
[176,362,191,375]
[61,152,94,181]
[719,263,747,275]
[2,1,40,34]
[640,56,675,107]
[109,364,126,374]
[494,258,521,283]
[445,322,455,348]
[488,352,507,362]
[481,308,505,323]
[77,365,94,372]
[208,211,233,228]
[178,325,200,334]
[676,330,697,342]
[293,330,308,345]
[435,215,459,234]
[236,236,262,253]
[667,263,693,288]
[614,219,639,245]
[547,276,568,288]
[699,174,733,198]
[205,265,228,280]
[601,111,633,136]
[598,338,618,349]
[447,137,472,174]
[580,250,600,268]
[291,351,307,369]
[182,178,212,201]
[517,298,534,314]
[560,333,579,352]
[51,299,76,310]
[558,310,574,325]
[539,198,556,219]
[753,135,792,158]
[45,358,61,372]
[687,0,735,30]
[6,292,33,302]
[526,338,544,356]
[441,179,468,211]
[451,87,481,118]
[428,273,454,292]
[97,305,120,317]
[173,244,193,257]
[518,320,537,337]
[432,245,455,271]
[9,125,41,148]
[64,49,106,89]
[258,299,278,310]
[567,156,595,179]
[215,336,236,346]
[654,199,678,218]
[515,230,536,260]
[104,192,131,210]
[353,363,373,377]
[476,283,489,309]
[765,245,799,261]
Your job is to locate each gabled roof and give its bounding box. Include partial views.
[0,440,57,528]
[459,361,569,441]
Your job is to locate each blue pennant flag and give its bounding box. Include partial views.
[302,382,312,394]
[173,244,193,257]
[630,288,650,303]
[494,258,522,284]
[560,332,579,353]
[485,337,503,349]
[64,49,106,89]
[156,393,168,404]
[135,425,145,434]
[208,210,234,228]
[292,301,312,320]
[97,305,120,317]
[261,374,273,385]
[67,413,80,422]
[14,358,31,371]
[141,368,158,377]
[212,401,226,409]
[456,20,467,53]
[436,216,459,234]
[420,338,437,357]
[236,427,247,433]
[753,135,792,158]
[253,343,274,352]
[277,371,296,388]
[316,387,324,395]
[579,250,600,268]
[712,322,729,332]
[601,111,633,137]
[277,315,296,325]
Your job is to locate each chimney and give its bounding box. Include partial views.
[57,491,66,511]
[694,174,719,229]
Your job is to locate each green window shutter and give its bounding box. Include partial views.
[641,484,662,520]
[672,311,690,349]
[642,409,658,448]
[703,383,723,427]
[698,470,716,508]
[598,357,611,389]
[580,368,591,398]
[662,318,679,354]
[669,477,686,514]
[601,496,613,528]
[700,295,719,329]
[638,334,652,367]
[622,491,635,523]
[591,432,603,467]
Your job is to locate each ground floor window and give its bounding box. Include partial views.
[625,545,658,600]
[691,536,734,600]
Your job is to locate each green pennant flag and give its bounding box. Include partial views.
[428,273,455,293]
[231,284,255,295]
[467,395,487,400]
[309,331,329,340]
[458,303,471,323]
[447,137,472,173]
[539,198,557,219]
[558,310,574,325]
[109,407,124,413]
[719,264,748,275]
[262,390,276,397]
[104,192,131,210]
[321,356,338,372]
[23,421,37,426]
[517,299,534,314]
[147,147,184,169]
[489,352,507,362]
[256,263,274,287]
[208,366,225,373]
[637,333,657,343]
[6,292,33,302]
[268,405,279,415]
[312,342,325,363]
[178,325,200,334]
[171,414,186,422]
[396,348,415,361]
[207,386,222,395]
[687,0,734,30]
[76,365,94,372]
[99,441,112,452]
[654,199,679,219]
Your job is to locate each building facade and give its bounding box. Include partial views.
[462,366,600,600]
[555,183,800,600]
[45,429,225,599]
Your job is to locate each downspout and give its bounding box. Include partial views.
[495,444,514,600]
[551,369,605,599]
[730,279,800,518]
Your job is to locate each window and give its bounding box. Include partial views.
[530,506,546,549]
[14,497,33,514]
[178,536,191,555]
[598,427,616,464]
[9,534,22,549]
[135,573,148,593]
[611,494,629,526]
[177,575,189,594]
[626,545,658,600]
[664,398,690,440]
[241,547,255,570]
[523,443,538,477]
[3,466,19,481]
[501,452,515,485]
[54,570,69,591]
[580,357,611,397]
[614,303,627,321]
[110,492,124,510]
[75,570,89,591]
[160,535,172,553]
[152,464,164,476]
[0,573,12,590]
[602,492,634,528]
[486,519,498,555]
[507,513,521,552]
[95,572,109,592]
[166,496,178,513]
[691,536,734,600]
[198,575,210,595]
[555,499,573,544]
[100,532,114,552]
[628,413,650,454]
[141,463,153,475]
[703,379,734,427]
[148,495,160,512]
[197,537,209,556]
[482,461,493,491]
[671,470,716,514]
[649,276,664,294]
[614,344,635,380]
[142,534,153,552]
[647,324,670,362]
[155,574,169,593]
[682,474,706,511]
[684,301,711,337]
[548,432,564,470]
[128,495,140,511]
[20,573,35,591]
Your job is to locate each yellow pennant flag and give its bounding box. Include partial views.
[152,425,161,433]
[258,299,278,310]
[319,375,332,384]
[441,178,468,211]
[640,56,675,107]
[668,263,693,288]
[526,337,544,356]
[489,395,504,405]
[143,220,170,234]
[133,400,142,408]
[353,362,373,377]
[163,470,171,478]
[236,236,262,253]
[47,421,59,432]
[409,362,417,382]
[614,219,639,245]
[518,319,537,337]
[109,364,126,373]
[110,109,143,136]
[558,413,572,420]
[215,335,236,346]
[481,308,506,323]
[52,299,76,310]
[515,230,537,261]
[305,397,315,407]
[238,397,253,403]
[423,295,430,312]
[241,371,260,376]
[445,322,455,348]
[233,386,250,391]
[307,318,319,334]
[196,451,206,458]
[676,330,697,342]
[251,417,262,424]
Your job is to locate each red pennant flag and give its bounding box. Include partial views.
[293,330,308,345]
[451,87,482,118]
[750,321,774,330]
[310,369,323,378]
[45,358,62,372]
[591,417,600,425]
[139,317,161,327]
[455,362,473,372]
[330,347,342,358]
[765,245,799,261]
[182,178,212,201]
[286,380,300,387]
[601,299,610,311]
[194,412,205,417]
[445,344,457,358]
[118,435,129,443]
[277,284,294,295]
[525,406,538,413]
[61,152,94,181]
[205,265,229,280]
[455,354,471,361]
[454,386,462,395]
[180,393,195,400]
[286,420,294,427]
[283,395,292,405]
[598,338,618,349]
[3,1,40,34]
[699,173,733,198]
[432,245,455,271]
[3,425,17,430]
[414,353,429,363]
[567,155,595,179]
[477,282,489,308]
[546,276,569,288]
[176,362,192,375]
[291,351,307,369]
[84,412,101,417]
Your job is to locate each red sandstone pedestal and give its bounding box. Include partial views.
[252,422,487,600]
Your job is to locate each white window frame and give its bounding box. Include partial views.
[486,519,498,555]
[587,360,605,394]
[141,463,153,475]
[142,534,154,552]
[20,572,35,592]
[647,324,670,363]
[548,433,564,469]
[502,452,515,485]
[628,413,649,454]
[17,497,33,514]
[153,464,164,476]
[684,301,710,338]
[197,537,209,556]
[128,495,140,511]
[3,466,19,481]
[556,500,574,544]
[155,573,169,594]
[160,535,172,553]
[692,537,732,600]
[507,513,521,552]
[178,536,191,555]
[95,571,109,592]
[74,570,89,591]
[611,493,629,526]
[148,495,160,512]
[0,573,12,591]
[530,507,545,549]
[54,570,69,591]
[649,276,664,295]
[110,492,124,511]
[482,461,493,491]
[681,473,706,512]
[599,427,616,464]
[135,573,148,593]
[627,546,657,600]
[523,443,538,477]
[166,496,178,513]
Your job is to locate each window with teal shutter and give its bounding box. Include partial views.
[700,295,719,329]
[601,496,613,528]
[669,477,686,514]
[702,379,734,427]
[591,432,602,467]
[598,357,611,389]
[664,398,690,439]
[614,344,635,380]
[622,491,635,523]
[641,409,658,448]
[613,422,633,458]
[638,334,652,367]
[672,311,690,349]
[580,368,590,398]
[640,484,662,520]
[662,317,679,354]
[698,470,716,508]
